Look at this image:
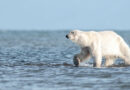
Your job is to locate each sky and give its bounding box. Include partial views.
[0,0,130,30]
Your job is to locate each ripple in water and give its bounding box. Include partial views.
[0,31,130,90]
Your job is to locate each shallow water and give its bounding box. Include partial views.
[0,30,130,90]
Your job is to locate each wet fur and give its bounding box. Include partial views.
[67,30,130,67]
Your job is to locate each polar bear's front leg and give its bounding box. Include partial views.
[91,42,102,68]
[73,47,90,67]
[73,54,81,67]
[93,54,102,68]
[73,53,90,67]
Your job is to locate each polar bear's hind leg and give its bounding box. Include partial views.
[121,55,130,65]
[105,58,115,67]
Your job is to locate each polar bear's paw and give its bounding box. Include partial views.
[73,56,80,67]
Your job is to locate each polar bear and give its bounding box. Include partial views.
[66,30,130,67]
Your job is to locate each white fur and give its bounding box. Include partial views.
[67,30,130,67]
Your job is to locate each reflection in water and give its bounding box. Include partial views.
[0,30,130,90]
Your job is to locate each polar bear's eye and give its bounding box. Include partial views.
[71,32,74,34]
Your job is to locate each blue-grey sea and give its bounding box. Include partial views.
[0,30,130,90]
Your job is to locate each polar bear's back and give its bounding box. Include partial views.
[99,31,118,37]
[98,31,123,56]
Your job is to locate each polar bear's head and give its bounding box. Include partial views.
[66,30,81,42]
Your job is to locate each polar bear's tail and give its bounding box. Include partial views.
[119,37,130,64]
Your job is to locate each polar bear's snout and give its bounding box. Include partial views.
[66,31,77,40]
[65,34,72,39]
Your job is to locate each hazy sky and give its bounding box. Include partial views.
[0,0,130,30]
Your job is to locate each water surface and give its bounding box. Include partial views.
[0,30,130,90]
